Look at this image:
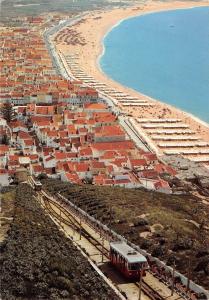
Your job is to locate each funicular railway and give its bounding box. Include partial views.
[110,241,148,280]
[28,176,42,191]
[27,176,209,300]
[37,191,165,300]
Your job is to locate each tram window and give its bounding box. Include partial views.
[128,263,140,270]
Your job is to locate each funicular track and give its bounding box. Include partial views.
[42,196,110,259]
[37,190,167,300]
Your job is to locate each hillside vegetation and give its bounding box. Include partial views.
[0,0,128,20]
[43,179,209,289]
[0,184,119,300]
[0,188,15,244]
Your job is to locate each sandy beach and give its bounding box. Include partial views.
[55,0,209,144]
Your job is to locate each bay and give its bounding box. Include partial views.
[100,6,209,122]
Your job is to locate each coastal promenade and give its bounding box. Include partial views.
[48,1,209,166]
[43,13,87,80]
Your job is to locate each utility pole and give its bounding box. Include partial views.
[99,222,102,238]
[72,224,75,239]
[79,215,82,240]
[171,261,176,296]
[138,269,143,300]
[85,205,87,221]
[186,259,191,292]
[101,237,104,263]
[109,206,112,226]
[59,209,62,226]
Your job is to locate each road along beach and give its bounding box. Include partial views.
[53,0,209,164]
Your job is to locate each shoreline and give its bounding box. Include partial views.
[97,5,209,127]
[55,0,209,158]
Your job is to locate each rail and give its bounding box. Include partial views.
[42,196,110,259]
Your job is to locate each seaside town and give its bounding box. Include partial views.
[0,24,175,191]
[1,2,209,300]
[0,12,209,194]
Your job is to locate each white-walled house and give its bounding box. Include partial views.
[0,170,9,186]
[0,154,7,168]
[0,118,7,127]
[43,156,56,169]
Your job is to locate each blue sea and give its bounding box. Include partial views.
[100,6,209,123]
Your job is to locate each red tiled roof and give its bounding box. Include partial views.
[0,145,9,153]
[111,158,127,167]
[78,127,88,133]
[55,152,67,160]
[91,161,105,169]
[59,131,68,138]
[24,139,34,146]
[154,180,170,189]
[9,155,19,161]
[28,154,38,160]
[67,125,77,134]
[91,141,134,151]
[47,130,58,138]
[95,125,125,138]
[36,106,54,115]
[107,165,114,173]
[142,153,158,161]
[79,148,92,156]
[101,151,117,160]
[66,152,77,158]
[45,155,55,162]
[0,169,8,174]
[32,164,44,173]
[84,103,107,110]
[130,159,147,167]
[165,166,177,176]
[104,179,114,185]
[18,131,31,139]
[93,174,107,185]
[115,179,130,184]
[76,163,89,172]
[31,116,51,123]
[65,172,82,184]
[140,170,158,179]
[18,107,26,113]
[10,120,27,128]
[35,120,51,127]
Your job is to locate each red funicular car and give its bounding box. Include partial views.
[110,241,148,280]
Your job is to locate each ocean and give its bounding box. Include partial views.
[100,6,209,123]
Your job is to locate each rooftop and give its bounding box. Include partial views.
[110,241,147,264]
